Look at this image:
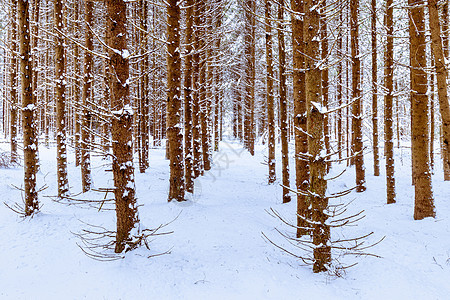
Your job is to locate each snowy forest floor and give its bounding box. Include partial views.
[0,137,449,299]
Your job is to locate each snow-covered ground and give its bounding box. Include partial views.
[0,138,449,299]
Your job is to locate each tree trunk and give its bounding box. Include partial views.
[351,0,366,192]
[74,0,81,166]
[192,2,202,178]
[371,0,380,176]
[409,0,435,219]
[291,0,306,233]
[266,0,276,184]
[244,0,256,155]
[10,0,18,164]
[139,0,149,173]
[428,0,450,181]
[166,0,185,201]
[81,0,93,192]
[384,0,395,204]
[19,0,39,215]
[279,2,290,203]
[304,0,329,273]
[184,0,194,192]
[321,0,330,171]
[106,0,140,252]
[54,0,69,197]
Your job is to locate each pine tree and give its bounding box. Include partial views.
[384,0,395,204]
[351,0,366,192]
[409,0,435,219]
[266,0,276,184]
[106,0,140,252]
[371,0,380,176]
[428,0,450,181]
[278,1,290,203]
[81,0,93,192]
[166,0,185,201]
[54,0,69,197]
[304,0,329,272]
[9,0,18,164]
[18,0,39,215]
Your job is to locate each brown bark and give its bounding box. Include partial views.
[184,0,194,192]
[106,0,140,252]
[442,0,450,179]
[351,0,366,192]
[10,0,18,164]
[430,65,435,171]
[304,0,329,273]
[384,0,395,204]
[19,0,39,215]
[279,2,290,203]
[337,14,343,160]
[74,0,81,166]
[266,0,276,184]
[428,0,450,181]
[244,0,256,155]
[192,1,202,178]
[54,0,69,197]
[409,0,435,219]
[139,0,149,173]
[81,0,93,192]
[371,0,380,176]
[321,0,330,171]
[166,0,185,201]
[291,0,306,233]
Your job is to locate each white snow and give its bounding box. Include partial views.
[0,138,449,299]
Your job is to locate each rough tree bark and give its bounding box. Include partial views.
[139,0,150,173]
[371,0,380,176]
[266,0,276,184]
[428,0,450,181]
[106,0,140,252]
[166,0,185,201]
[74,0,81,167]
[409,0,435,219]
[81,0,93,192]
[54,0,69,197]
[291,0,307,234]
[19,0,39,215]
[10,0,18,164]
[279,2,290,203]
[192,1,203,178]
[304,0,330,272]
[184,0,194,192]
[384,0,395,204]
[351,0,366,192]
[244,0,256,155]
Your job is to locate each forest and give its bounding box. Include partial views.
[0,0,449,298]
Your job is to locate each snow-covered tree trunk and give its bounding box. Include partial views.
[106,0,140,252]
[54,0,69,197]
[371,0,380,176]
[18,0,39,215]
[278,2,290,203]
[384,0,395,204]
[184,0,194,192]
[266,0,276,185]
[351,0,366,192]
[10,0,18,164]
[304,0,329,273]
[166,0,185,201]
[81,0,93,192]
[291,0,307,233]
